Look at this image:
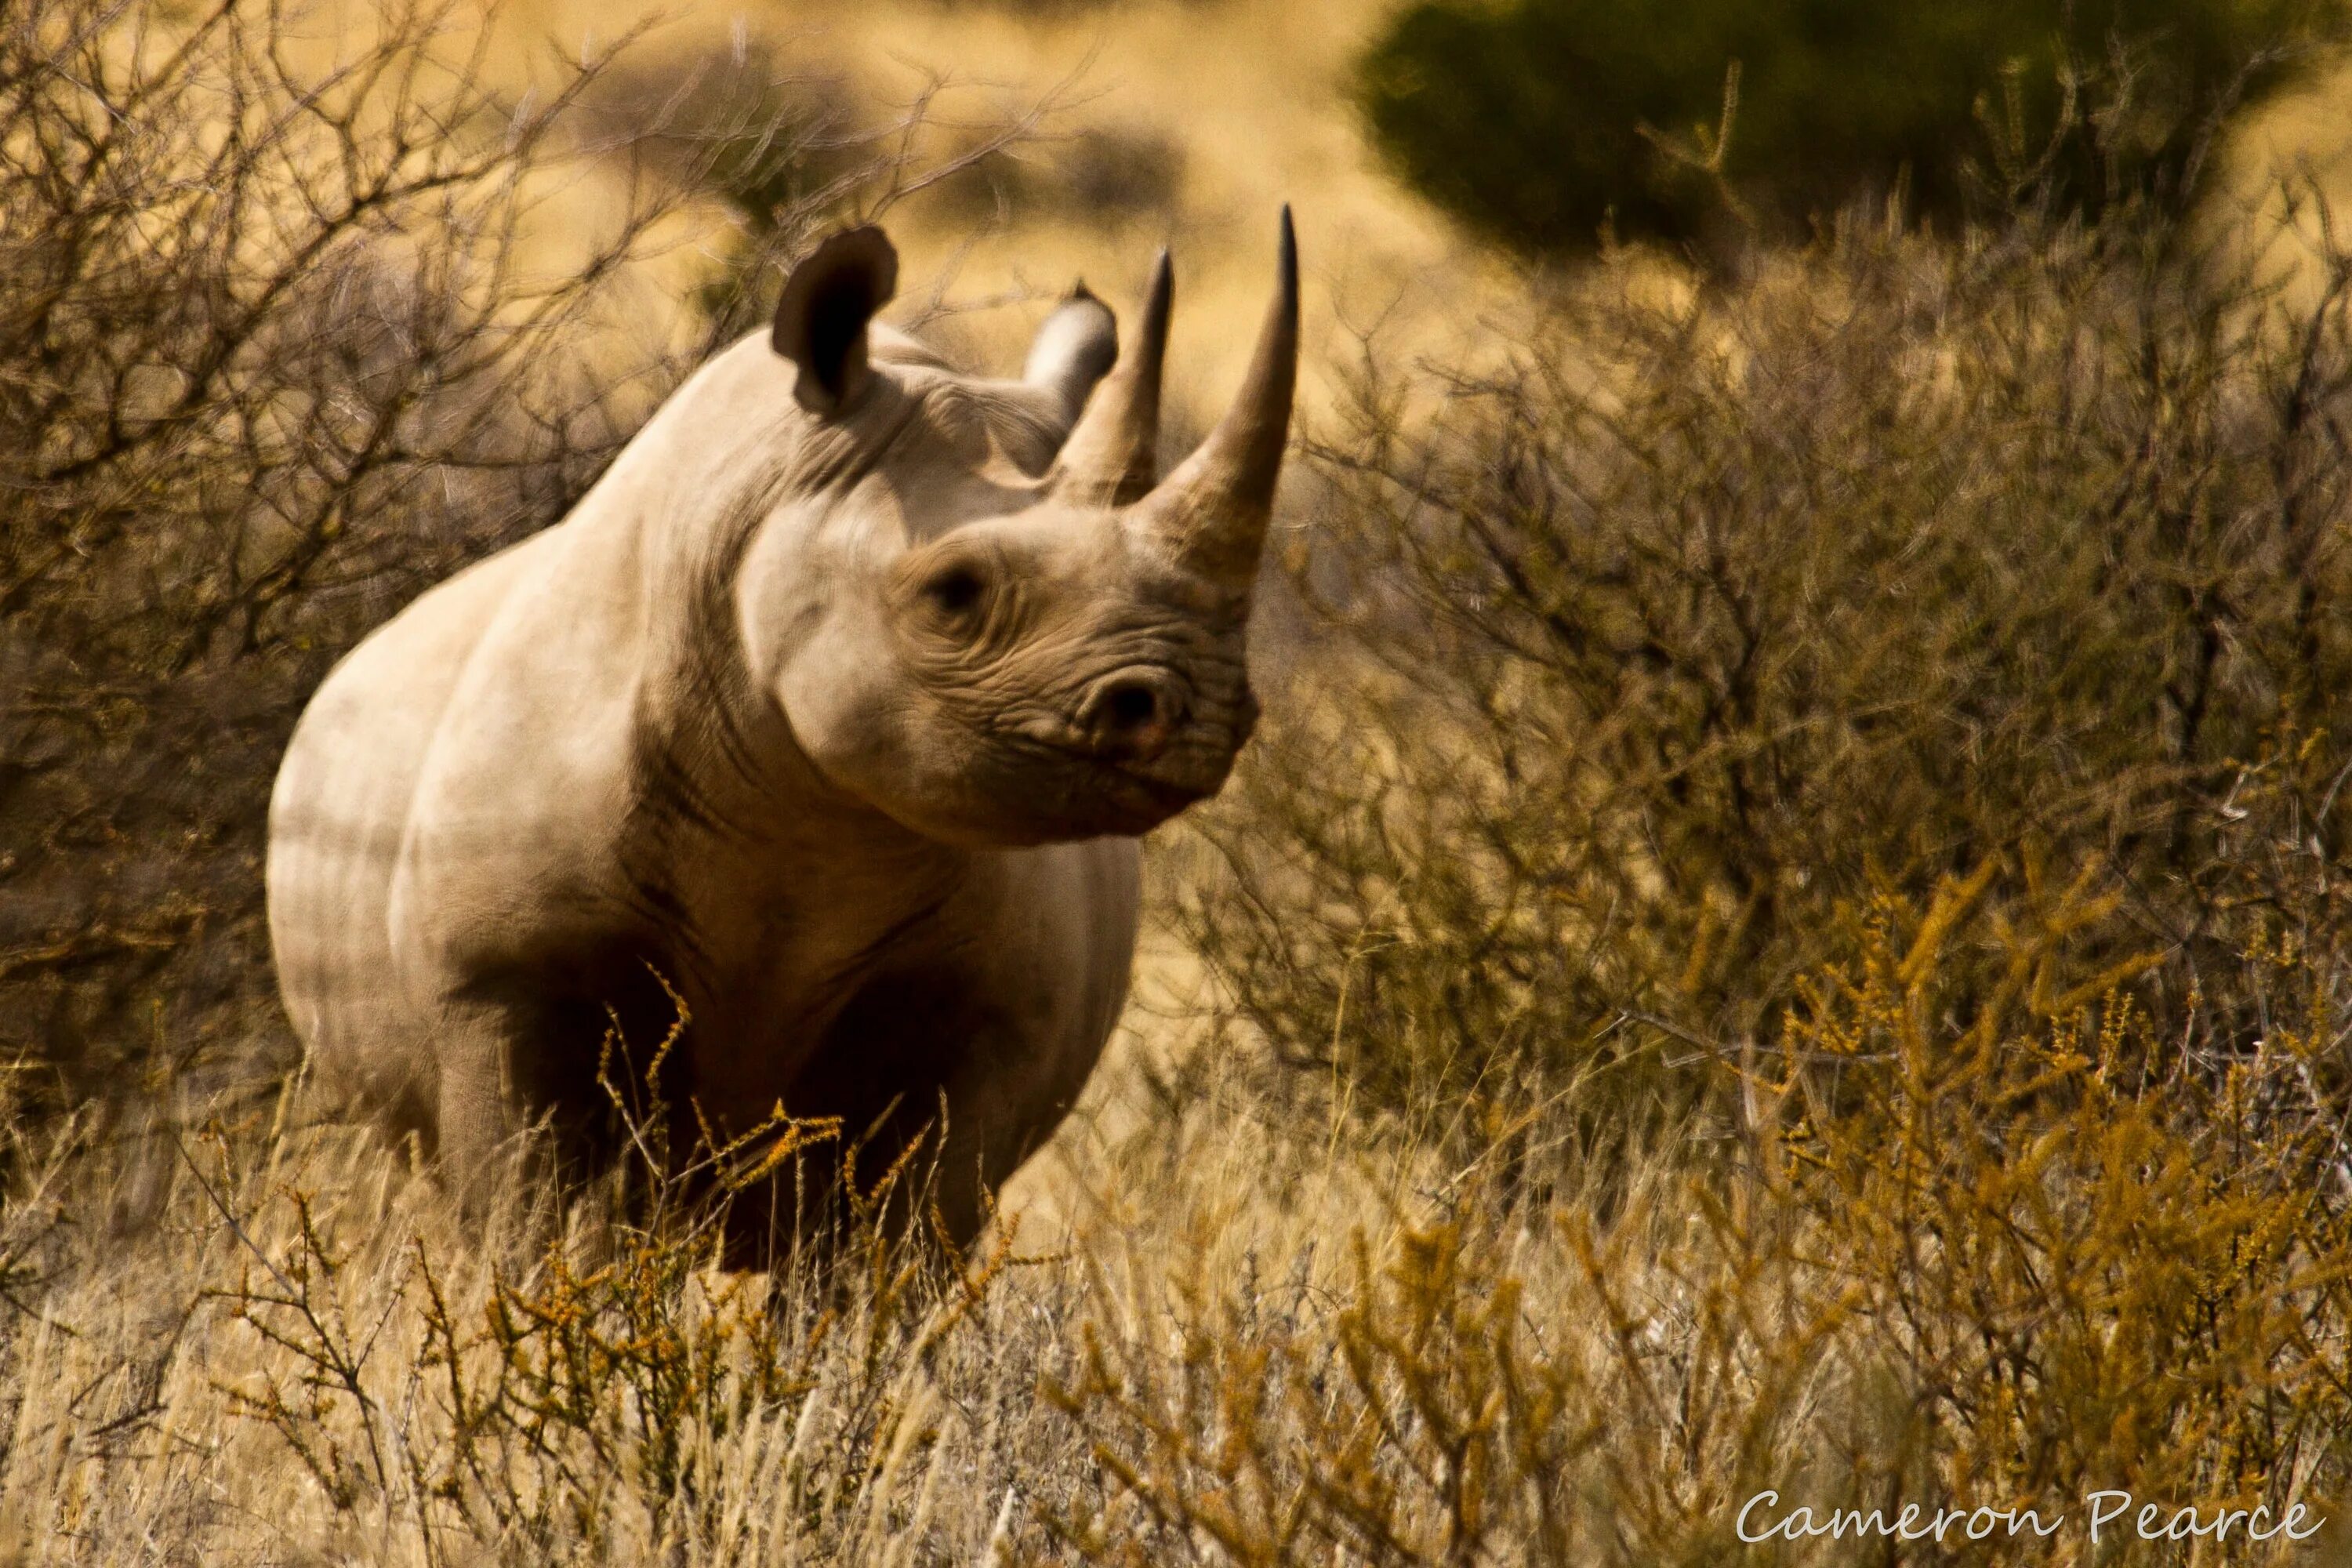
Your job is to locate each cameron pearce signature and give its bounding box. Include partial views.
[1736,1490,2325,1546]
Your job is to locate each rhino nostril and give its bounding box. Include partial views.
[1080,670,1188,760]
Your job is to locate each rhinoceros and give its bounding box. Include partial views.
[266,214,1297,1258]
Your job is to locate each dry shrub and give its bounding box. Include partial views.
[1046,884,2352,1565]
[0,0,1044,1112]
[1043,186,2352,1562]
[1178,190,2352,1131]
[621,38,1067,337]
[0,0,680,1104]
[924,122,1186,233]
[1746,868,2352,1539]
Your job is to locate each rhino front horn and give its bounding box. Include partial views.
[1050,249,1173,506]
[1129,207,1298,592]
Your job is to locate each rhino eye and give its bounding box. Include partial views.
[920,564,987,619]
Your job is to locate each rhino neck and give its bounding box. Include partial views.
[575,339,967,1029]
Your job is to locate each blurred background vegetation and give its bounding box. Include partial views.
[1358,0,2349,259]
[9,0,2352,1559]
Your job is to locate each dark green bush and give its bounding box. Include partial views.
[1176,200,2352,1133]
[1357,0,2344,257]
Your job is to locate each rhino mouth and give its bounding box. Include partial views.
[994,720,1226,833]
[1100,757,1218,815]
[1052,746,1221,831]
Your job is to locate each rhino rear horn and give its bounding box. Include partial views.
[1130,209,1296,590]
[1023,283,1120,428]
[772,225,898,416]
[1049,249,1173,507]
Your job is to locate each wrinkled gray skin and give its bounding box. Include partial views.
[267,216,1298,1261]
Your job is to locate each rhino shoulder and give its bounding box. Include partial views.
[384,532,658,984]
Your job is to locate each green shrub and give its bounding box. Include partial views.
[1356,0,2344,258]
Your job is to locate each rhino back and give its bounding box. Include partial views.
[267,530,558,1125]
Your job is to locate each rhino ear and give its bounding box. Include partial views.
[771,226,898,416]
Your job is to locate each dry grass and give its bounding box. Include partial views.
[5,887,2350,1563]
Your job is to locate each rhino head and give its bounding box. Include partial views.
[733,213,1299,848]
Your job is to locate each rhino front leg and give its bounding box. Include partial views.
[426,967,662,1194]
[750,966,1106,1261]
[426,988,544,1200]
